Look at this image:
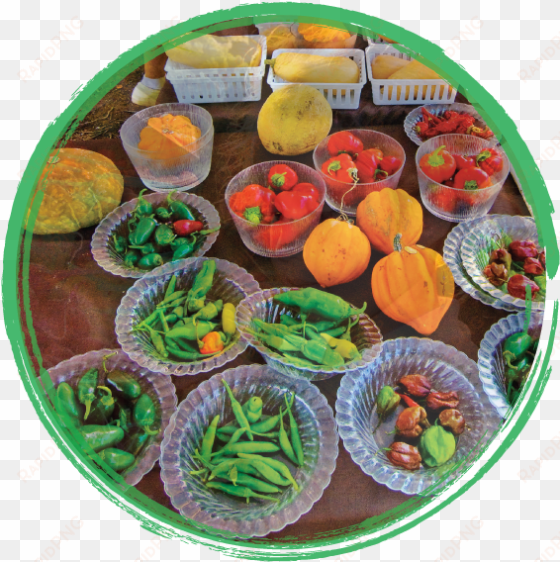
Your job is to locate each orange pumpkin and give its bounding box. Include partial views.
[356,188,423,255]
[138,114,201,159]
[303,218,371,287]
[372,235,454,335]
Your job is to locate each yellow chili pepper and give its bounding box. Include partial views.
[320,333,361,361]
[200,331,225,355]
[222,303,236,336]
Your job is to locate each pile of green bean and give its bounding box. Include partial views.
[190,380,304,504]
[134,260,238,362]
[54,354,160,473]
[250,288,366,369]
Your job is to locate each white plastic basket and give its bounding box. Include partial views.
[165,35,267,104]
[365,44,457,106]
[267,48,367,110]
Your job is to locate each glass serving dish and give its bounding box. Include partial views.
[46,349,177,486]
[159,364,338,538]
[313,129,405,216]
[415,134,510,222]
[442,216,520,312]
[236,287,383,382]
[224,161,326,258]
[460,215,544,311]
[91,192,220,279]
[115,257,260,376]
[478,311,543,419]
[120,103,214,192]
[336,338,502,495]
[403,103,499,147]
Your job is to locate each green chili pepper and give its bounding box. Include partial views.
[172,306,184,319]
[237,453,298,489]
[277,406,298,465]
[253,319,295,338]
[513,355,532,372]
[55,382,83,428]
[78,368,98,421]
[147,326,168,358]
[80,425,124,452]
[97,448,136,472]
[165,275,177,299]
[322,325,348,339]
[193,300,223,321]
[295,337,345,367]
[154,224,176,247]
[155,206,173,220]
[242,397,263,424]
[221,379,253,441]
[87,386,115,425]
[133,394,159,436]
[284,393,303,466]
[187,260,216,312]
[157,291,186,309]
[124,250,140,267]
[137,253,164,270]
[172,239,197,261]
[221,472,280,494]
[279,315,299,328]
[418,423,456,467]
[105,370,142,400]
[170,236,192,253]
[165,319,217,342]
[128,216,157,246]
[250,414,280,434]
[112,234,127,254]
[205,481,279,503]
[255,332,302,353]
[167,192,196,221]
[112,399,132,433]
[165,341,208,361]
[133,189,154,217]
[120,428,149,457]
[210,442,280,457]
[200,415,220,462]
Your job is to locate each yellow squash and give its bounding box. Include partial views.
[383,59,453,100]
[371,236,454,335]
[271,52,360,84]
[371,55,410,79]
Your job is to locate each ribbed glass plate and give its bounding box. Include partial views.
[442,216,520,312]
[460,215,544,311]
[478,311,543,418]
[336,338,502,496]
[159,364,338,538]
[115,257,260,376]
[46,349,177,486]
[236,287,383,381]
[92,191,220,279]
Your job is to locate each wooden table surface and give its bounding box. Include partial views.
[25,71,528,540]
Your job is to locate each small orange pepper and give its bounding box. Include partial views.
[200,332,224,354]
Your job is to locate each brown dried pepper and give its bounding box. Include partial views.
[439,409,465,435]
[395,406,430,439]
[398,374,431,398]
[425,391,459,411]
[385,442,422,470]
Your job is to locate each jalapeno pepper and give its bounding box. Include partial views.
[78,368,98,421]
[133,189,153,217]
[172,238,197,260]
[129,242,157,256]
[167,192,196,221]
[112,234,127,254]
[137,253,163,270]
[87,386,115,425]
[80,425,124,452]
[128,217,157,246]
[105,370,142,400]
[55,382,83,428]
[154,224,176,246]
[123,250,140,267]
[120,428,150,457]
[155,206,173,220]
[97,448,136,472]
[132,394,159,435]
[112,399,132,432]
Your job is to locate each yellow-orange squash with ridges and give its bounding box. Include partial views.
[138,114,201,159]
[303,218,371,288]
[356,188,423,255]
[371,235,454,335]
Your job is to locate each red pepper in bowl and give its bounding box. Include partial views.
[524,257,544,276]
[355,149,381,183]
[476,148,503,175]
[453,166,492,190]
[507,274,539,299]
[452,154,475,170]
[509,240,538,260]
[292,182,321,202]
[419,145,456,184]
[379,155,402,176]
[321,154,359,184]
[275,191,319,220]
[327,131,363,158]
[254,218,303,251]
[267,164,298,191]
[173,220,203,236]
[229,184,276,224]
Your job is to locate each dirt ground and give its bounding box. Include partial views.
[70,67,145,141]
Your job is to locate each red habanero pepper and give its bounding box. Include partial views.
[200,332,224,354]
[321,154,359,184]
[292,183,321,202]
[419,145,457,184]
[453,166,492,190]
[452,154,476,170]
[267,164,298,191]
[476,148,503,175]
[327,131,364,158]
[379,155,402,176]
[355,149,381,183]
[275,191,319,220]
[229,184,277,224]
[173,220,204,236]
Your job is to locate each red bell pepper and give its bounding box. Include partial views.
[428,188,456,214]
[275,191,319,220]
[254,217,303,251]
[452,154,475,170]
[419,145,456,184]
[327,131,363,158]
[267,164,298,191]
[292,182,321,202]
[355,149,381,183]
[229,184,276,224]
[453,167,492,190]
[321,154,359,184]
[379,155,402,176]
[370,148,384,162]
[173,220,203,236]
[476,148,503,175]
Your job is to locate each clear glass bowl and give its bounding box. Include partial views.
[159,364,338,538]
[46,349,178,486]
[403,103,499,147]
[460,215,544,311]
[478,311,543,419]
[224,161,326,258]
[336,338,503,496]
[91,192,220,279]
[312,129,406,216]
[115,257,260,376]
[290,23,358,49]
[442,216,520,312]
[415,134,510,222]
[236,287,383,382]
[120,103,214,192]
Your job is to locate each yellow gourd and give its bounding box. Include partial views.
[270,53,360,84]
[383,59,453,100]
[371,55,410,79]
[303,218,371,288]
